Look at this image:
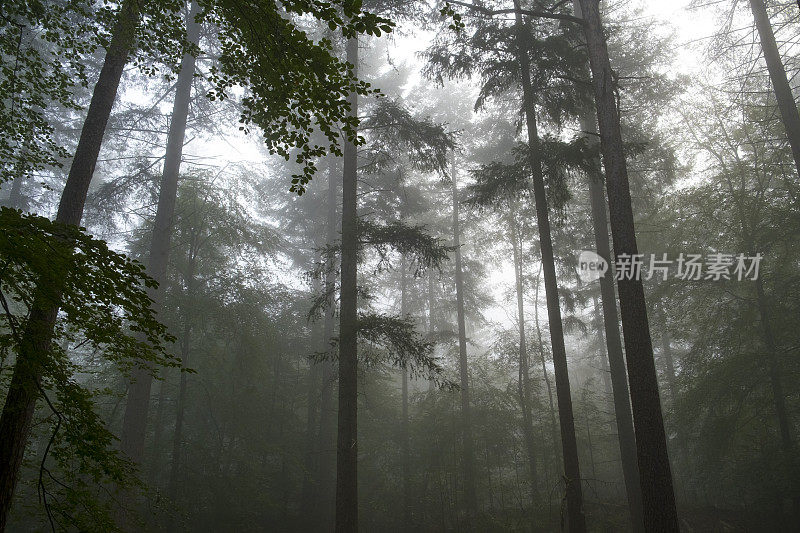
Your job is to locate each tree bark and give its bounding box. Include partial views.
[301,164,339,526]
[508,213,538,499]
[754,276,794,452]
[148,376,168,483]
[660,317,678,407]
[400,254,412,526]
[301,329,322,520]
[754,273,800,521]
[316,165,339,527]
[577,0,679,529]
[572,1,645,524]
[512,2,586,530]
[166,330,190,501]
[167,245,197,505]
[335,36,359,533]
[0,1,140,528]
[451,153,479,522]
[749,0,800,179]
[119,0,200,468]
[533,263,561,486]
[591,296,613,401]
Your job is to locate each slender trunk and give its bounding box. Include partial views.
[427,271,437,392]
[753,275,800,520]
[119,0,200,467]
[163,231,199,533]
[582,385,597,482]
[452,153,478,519]
[401,255,411,526]
[166,317,192,502]
[660,318,678,407]
[533,263,561,483]
[591,296,613,402]
[573,2,644,525]
[512,2,585,530]
[301,345,321,516]
[0,1,140,528]
[316,165,339,528]
[577,0,679,529]
[335,36,359,533]
[301,202,330,520]
[749,0,800,179]
[659,313,685,496]
[754,277,793,452]
[428,272,435,334]
[509,213,538,498]
[301,282,323,523]
[148,377,168,483]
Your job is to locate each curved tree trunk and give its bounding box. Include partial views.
[335,35,359,533]
[0,1,141,528]
[577,0,679,529]
[512,2,586,530]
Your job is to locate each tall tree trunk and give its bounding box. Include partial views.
[591,295,613,401]
[660,317,678,407]
[166,283,195,504]
[533,263,561,485]
[573,2,644,525]
[427,271,437,392]
[0,1,140,528]
[577,0,679,529]
[162,228,199,533]
[428,272,435,335]
[748,0,800,179]
[401,254,411,526]
[753,274,800,520]
[301,332,322,520]
[512,2,586,530]
[508,213,538,499]
[316,165,339,528]
[302,164,339,524]
[451,153,478,520]
[335,36,359,533]
[119,0,200,468]
[148,377,168,482]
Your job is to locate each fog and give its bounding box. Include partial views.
[1,0,800,531]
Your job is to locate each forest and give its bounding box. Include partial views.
[1,0,800,531]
